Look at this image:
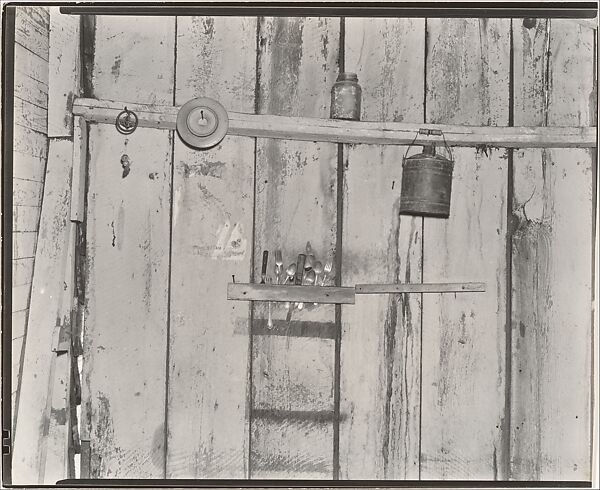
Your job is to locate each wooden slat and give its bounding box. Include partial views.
[12,258,34,287]
[340,17,424,480]
[15,78,48,109]
[228,284,355,304]
[15,43,49,87]
[17,6,49,29]
[73,97,596,149]
[15,7,49,61]
[13,231,37,259]
[14,125,48,159]
[12,139,74,484]
[83,124,172,478]
[510,19,594,481]
[42,225,76,484]
[14,152,47,183]
[81,15,175,478]
[12,336,25,380]
[166,15,256,479]
[14,97,47,134]
[420,19,510,480]
[251,16,340,479]
[13,205,41,232]
[12,284,31,312]
[12,310,28,340]
[48,7,80,137]
[13,178,43,207]
[70,117,87,222]
[355,283,486,294]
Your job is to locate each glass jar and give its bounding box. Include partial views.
[330,72,362,120]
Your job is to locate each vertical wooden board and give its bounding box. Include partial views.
[91,16,175,104]
[421,19,510,480]
[48,7,80,137]
[339,18,424,480]
[510,19,594,480]
[70,117,87,222]
[83,126,171,477]
[166,15,256,479]
[251,17,339,479]
[81,16,175,478]
[12,139,73,484]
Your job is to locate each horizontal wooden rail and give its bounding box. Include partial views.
[73,98,596,148]
[227,283,356,304]
[355,282,486,294]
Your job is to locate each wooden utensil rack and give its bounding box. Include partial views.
[228,282,486,305]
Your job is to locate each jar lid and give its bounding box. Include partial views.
[337,72,358,82]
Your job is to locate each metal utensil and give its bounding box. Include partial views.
[295,254,306,285]
[312,261,323,305]
[274,250,283,284]
[267,276,273,329]
[285,263,296,285]
[313,260,323,284]
[299,269,316,310]
[322,260,333,286]
[306,241,313,255]
[284,263,296,309]
[260,250,269,284]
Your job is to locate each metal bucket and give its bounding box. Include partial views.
[399,144,454,218]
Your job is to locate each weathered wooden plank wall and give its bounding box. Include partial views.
[420,19,510,480]
[510,19,595,480]
[166,16,256,478]
[11,6,50,428]
[72,14,595,482]
[251,17,340,479]
[82,16,175,477]
[340,18,424,479]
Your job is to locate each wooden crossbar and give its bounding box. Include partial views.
[72,97,596,149]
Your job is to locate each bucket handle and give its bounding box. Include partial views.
[403,128,454,163]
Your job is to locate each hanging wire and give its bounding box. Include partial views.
[402,130,421,164]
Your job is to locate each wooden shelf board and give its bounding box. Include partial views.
[355,282,486,294]
[227,283,355,304]
[73,97,596,149]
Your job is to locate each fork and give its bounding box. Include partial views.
[321,260,333,286]
[274,250,283,285]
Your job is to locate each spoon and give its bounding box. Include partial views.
[313,260,323,285]
[322,260,333,286]
[284,263,296,309]
[299,269,316,310]
[312,261,323,305]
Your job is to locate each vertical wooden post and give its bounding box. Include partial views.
[339,17,424,480]
[510,19,594,480]
[81,16,175,477]
[166,16,256,478]
[251,17,340,479]
[420,18,511,480]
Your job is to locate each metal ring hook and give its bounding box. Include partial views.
[115,107,138,135]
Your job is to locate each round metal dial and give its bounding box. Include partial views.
[176,97,229,149]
